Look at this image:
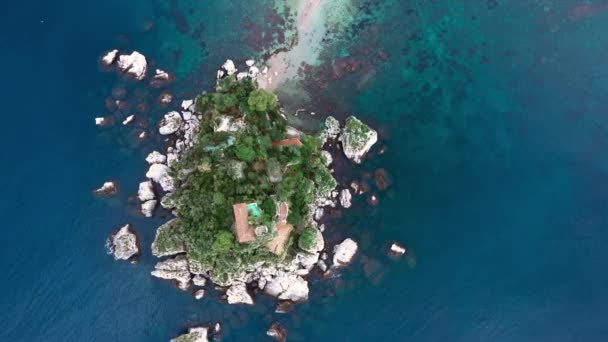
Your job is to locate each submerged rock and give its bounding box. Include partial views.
[109,224,139,261]
[151,254,191,290]
[94,181,117,196]
[264,274,309,302]
[333,238,358,267]
[340,116,378,163]
[159,111,183,135]
[267,322,288,342]
[117,51,147,80]
[226,283,254,305]
[339,189,352,208]
[171,327,208,342]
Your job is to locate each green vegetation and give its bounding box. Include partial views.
[342,116,373,150]
[163,75,335,284]
[298,227,319,253]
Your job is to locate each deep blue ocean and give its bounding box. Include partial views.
[3,0,608,341]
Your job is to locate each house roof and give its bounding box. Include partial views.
[272,138,303,147]
[267,222,293,255]
[233,203,256,243]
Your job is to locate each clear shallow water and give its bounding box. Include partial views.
[2,0,608,341]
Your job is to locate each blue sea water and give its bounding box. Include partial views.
[2,0,608,341]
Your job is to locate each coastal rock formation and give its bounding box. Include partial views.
[122,115,135,126]
[117,51,147,80]
[321,150,333,166]
[94,181,117,196]
[145,163,174,192]
[324,116,341,141]
[267,322,288,342]
[192,275,207,287]
[159,111,183,135]
[340,116,378,163]
[138,180,155,202]
[193,289,206,300]
[339,189,352,208]
[333,238,358,267]
[109,224,139,260]
[264,274,309,302]
[181,99,194,111]
[141,199,157,218]
[390,243,407,256]
[151,219,186,257]
[171,327,208,342]
[221,59,237,75]
[101,49,118,66]
[151,254,191,290]
[226,283,254,305]
[145,151,167,165]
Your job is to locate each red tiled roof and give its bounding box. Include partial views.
[233,203,256,243]
[272,138,303,147]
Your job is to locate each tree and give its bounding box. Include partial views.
[248,89,278,112]
[235,144,256,162]
[212,231,234,252]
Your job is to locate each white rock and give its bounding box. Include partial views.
[248,66,259,78]
[95,181,117,195]
[340,116,378,164]
[145,151,167,165]
[192,275,207,287]
[321,151,333,166]
[339,189,352,208]
[110,224,139,260]
[151,255,191,290]
[146,163,170,183]
[216,69,225,79]
[236,72,248,81]
[122,114,135,125]
[245,59,255,67]
[159,111,183,135]
[193,289,206,300]
[222,59,237,75]
[95,117,110,126]
[141,200,157,218]
[101,49,118,66]
[264,274,309,302]
[154,69,170,80]
[181,99,194,110]
[333,238,358,267]
[138,131,146,139]
[138,180,155,202]
[390,243,407,256]
[317,260,328,272]
[117,51,148,80]
[226,283,254,305]
[171,327,208,342]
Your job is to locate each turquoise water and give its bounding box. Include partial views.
[2,0,608,341]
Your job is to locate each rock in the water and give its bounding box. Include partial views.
[151,218,186,257]
[101,49,118,66]
[109,224,139,261]
[138,180,155,202]
[145,151,167,165]
[226,283,254,305]
[390,243,407,256]
[151,255,191,290]
[141,199,157,218]
[154,69,169,80]
[267,322,288,342]
[222,59,237,75]
[248,66,259,78]
[122,114,135,125]
[117,51,147,80]
[181,99,194,111]
[340,116,378,163]
[321,150,333,166]
[159,111,183,135]
[159,92,173,105]
[264,274,309,302]
[95,116,113,127]
[171,327,208,342]
[339,189,352,208]
[145,163,174,192]
[94,181,117,196]
[333,238,358,267]
[324,116,341,141]
[245,59,255,67]
[193,289,206,300]
[192,275,207,287]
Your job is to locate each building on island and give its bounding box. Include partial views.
[233,203,256,243]
[272,138,303,148]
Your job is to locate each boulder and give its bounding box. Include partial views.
[264,274,309,302]
[192,275,207,287]
[171,327,208,342]
[145,151,167,165]
[138,180,155,202]
[159,111,183,135]
[122,114,135,125]
[151,255,191,290]
[101,49,118,66]
[145,163,174,192]
[226,283,254,305]
[340,116,378,163]
[110,224,139,260]
[389,243,407,256]
[193,289,206,300]
[95,116,114,127]
[117,51,147,80]
[333,238,358,267]
[248,66,259,78]
[181,99,194,111]
[141,200,157,218]
[94,181,117,196]
[324,116,341,141]
[221,59,237,75]
[151,219,186,257]
[245,59,255,67]
[267,322,288,342]
[154,69,169,80]
[339,189,352,208]
[236,72,248,81]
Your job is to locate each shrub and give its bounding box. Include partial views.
[298,228,318,253]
